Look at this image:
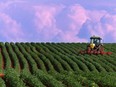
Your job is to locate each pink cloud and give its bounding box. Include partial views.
[33,4,89,42]
[59,32,88,42]
[68,4,88,33]
[34,4,65,28]
[0,0,25,11]
[87,10,107,22]
[33,4,64,41]
[68,4,116,42]
[0,13,24,42]
[1,1,116,42]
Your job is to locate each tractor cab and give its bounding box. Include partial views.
[89,36,102,49]
[90,36,102,45]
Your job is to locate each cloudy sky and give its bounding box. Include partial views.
[0,0,116,43]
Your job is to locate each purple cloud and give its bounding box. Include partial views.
[33,4,64,42]
[68,4,116,42]
[0,1,116,42]
[0,13,24,42]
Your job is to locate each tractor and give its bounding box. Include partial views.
[79,36,112,55]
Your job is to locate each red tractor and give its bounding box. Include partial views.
[80,36,112,55]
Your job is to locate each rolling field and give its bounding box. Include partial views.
[0,42,116,87]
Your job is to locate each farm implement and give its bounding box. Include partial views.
[0,74,4,77]
[79,36,112,55]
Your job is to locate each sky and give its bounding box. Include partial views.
[0,0,116,43]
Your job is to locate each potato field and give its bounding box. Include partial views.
[0,42,116,87]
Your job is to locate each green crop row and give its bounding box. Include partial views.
[0,42,116,87]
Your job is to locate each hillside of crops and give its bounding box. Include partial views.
[0,42,116,87]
